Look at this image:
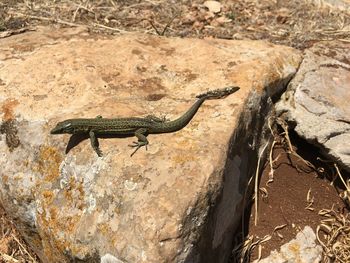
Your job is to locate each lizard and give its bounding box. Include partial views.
[50,86,240,157]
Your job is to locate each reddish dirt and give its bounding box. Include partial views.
[247,140,348,261]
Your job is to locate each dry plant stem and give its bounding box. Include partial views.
[334,163,350,192]
[305,188,315,211]
[257,244,262,261]
[254,141,269,226]
[316,208,350,262]
[91,22,129,33]
[267,116,278,185]
[1,253,19,263]
[277,118,317,170]
[11,233,37,262]
[232,234,271,263]
[267,140,276,185]
[10,12,129,34]
[242,176,254,236]
[273,224,287,239]
[12,12,80,27]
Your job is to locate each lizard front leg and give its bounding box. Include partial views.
[89,130,103,157]
[129,128,149,157]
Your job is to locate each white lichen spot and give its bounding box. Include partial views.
[36,200,43,214]
[212,111,221,118]
[192,216,203,227]
[25,203,37,227]
[141,251,147,261]
[183,243,193,253]
[59,155,76,185]
[87,194,96,213]
[60,177,68,189]
[124,180,137,191]
[100,253,125,263]
[91,157,109,175]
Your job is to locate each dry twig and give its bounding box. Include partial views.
[317,208,350,262]
[254,142,269,226]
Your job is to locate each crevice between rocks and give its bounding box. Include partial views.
[231,121,350,263]
[181,85,282,263]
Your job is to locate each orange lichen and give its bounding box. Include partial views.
[172,154,196,165]
[2,175,8,184]
[49,207,57,222]
[1,99,19,121]
[37,146,62,182]
[42,190,54,205]
[97,223,111,236]
[288,242,300,254]
[63,176,86,210]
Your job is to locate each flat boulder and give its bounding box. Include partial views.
[0,27,301,262]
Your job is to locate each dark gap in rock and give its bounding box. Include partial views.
[290,130,350,194]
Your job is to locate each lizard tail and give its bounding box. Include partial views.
[196,86,240,100]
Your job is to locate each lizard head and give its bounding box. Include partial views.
[50,120,75,134]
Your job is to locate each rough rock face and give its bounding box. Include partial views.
[276,41,350,172]
[0,27,301,263]
[253,226,323,263]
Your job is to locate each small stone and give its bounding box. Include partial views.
[203,1,222,13]
[215,16,232,25]
[254,226,322,263]
[204,11,215,20]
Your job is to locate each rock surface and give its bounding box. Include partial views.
[0,27,301,263]
[276,41,350,172]
[254,226,323,263]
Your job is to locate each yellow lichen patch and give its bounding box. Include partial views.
[70,244,91,260]
[172,153,197,165]
[63,176,86,210]
[37,146,62,182]
[97,223,112,236]
[42,190,55,205]
[38,210,82,253]
[64,216,80,233]
[49,207,57,222]
[40,235,68,263]
[2,174,8,184]
[37,211,78,261]
[171,142,198,165]
[288,242,300,254]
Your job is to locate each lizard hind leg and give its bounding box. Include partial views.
[129,128,149,157]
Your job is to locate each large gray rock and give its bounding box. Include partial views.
[276,41,350,172]
[0,27,301,262]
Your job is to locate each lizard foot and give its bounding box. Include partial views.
[95,147,103,157]
[128,141,148,157]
